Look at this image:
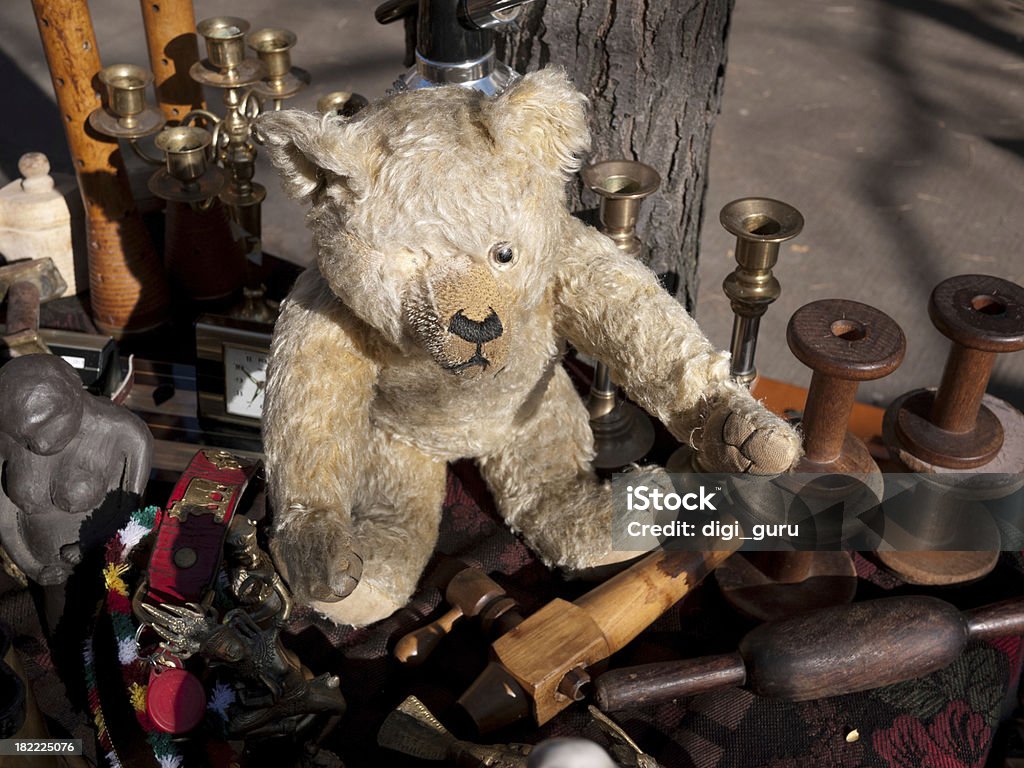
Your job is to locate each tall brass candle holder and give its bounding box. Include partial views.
[581,160,661,470]
[666,197,802,473]
[720,197,804,386]
[88,15,312,322]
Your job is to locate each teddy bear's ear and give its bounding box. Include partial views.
[485,68,591,178]
[256,110,372,202]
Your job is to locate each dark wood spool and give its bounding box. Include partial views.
[880,275,1024,585]
[893,275,1024,469]
[717,299,906,622]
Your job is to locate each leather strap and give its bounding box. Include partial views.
[143,449,260,606]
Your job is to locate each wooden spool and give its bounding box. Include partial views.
[880,274,1024,585]
[31,0,170,337]
[717,299,906,622]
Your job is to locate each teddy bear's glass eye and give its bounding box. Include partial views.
[490,243,515,267]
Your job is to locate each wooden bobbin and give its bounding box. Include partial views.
[880,274,1024,585]
[717,299,906,622]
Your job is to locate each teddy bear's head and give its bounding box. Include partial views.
[258,69,590,377]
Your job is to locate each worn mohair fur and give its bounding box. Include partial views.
[257,69,802,627]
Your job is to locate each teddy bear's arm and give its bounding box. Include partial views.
[263,269,379,601]
[552,219,801,474]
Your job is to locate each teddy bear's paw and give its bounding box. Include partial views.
[269,519,364,603]
[698,397,802,475]
[565,466,669,580]
[312,580,407,628]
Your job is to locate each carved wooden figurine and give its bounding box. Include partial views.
[0,355,152,585]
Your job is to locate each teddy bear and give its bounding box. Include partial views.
[256,68,802,627]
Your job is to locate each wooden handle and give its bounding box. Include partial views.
[31,0,170,336]
[139,0,204,122]
[594,653,745,711]
[394,606,463,665]
[575,548,736,652]
[967,597,1024,641]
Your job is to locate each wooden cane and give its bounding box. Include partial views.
[138,0,204,123]
[31,0,170,336]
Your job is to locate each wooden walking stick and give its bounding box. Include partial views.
[138,0,205,123]
[31,0,170,336]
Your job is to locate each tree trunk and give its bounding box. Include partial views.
[498,0,734,308]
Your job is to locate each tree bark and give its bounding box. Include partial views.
[498,0,734,308]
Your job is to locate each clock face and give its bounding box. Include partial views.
[224,344,269,420]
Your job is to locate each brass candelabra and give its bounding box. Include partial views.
[88,15,311,322]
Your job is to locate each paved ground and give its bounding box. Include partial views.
[1,0,1021,409]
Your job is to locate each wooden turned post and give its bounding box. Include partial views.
[31,0,170,336]
[880,274,1024,585]
[717,299,906,622]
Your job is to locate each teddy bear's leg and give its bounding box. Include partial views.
[478,366,659,571]
[310,432,448,627]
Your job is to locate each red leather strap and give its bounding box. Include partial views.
[144,450,260,606]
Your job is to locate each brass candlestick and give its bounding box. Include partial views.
[580,160,660,470]
[720,197,804,386]
[88,63,165,139]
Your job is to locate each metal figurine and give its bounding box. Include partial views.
[224,515,292,627]
[138,571,345,737]
[0,355,151,586]
[580,160,661,470]
[375,0,539,94]
[720,198,803,386]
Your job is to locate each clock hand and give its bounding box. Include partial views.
[235,364,261,386]
[248,378,267,406]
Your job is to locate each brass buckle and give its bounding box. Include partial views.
[167,477,234,523]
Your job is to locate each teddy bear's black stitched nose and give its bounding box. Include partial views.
[448,309,504,344]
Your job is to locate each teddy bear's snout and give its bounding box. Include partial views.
[448,309,503,345]
[415,265,512,377]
